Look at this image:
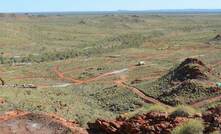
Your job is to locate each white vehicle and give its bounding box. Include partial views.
[137,61,145,66]
[22,84,37,89]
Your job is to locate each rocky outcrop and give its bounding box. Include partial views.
[171,58,210,82]
[203,106,221,133]
[0,77,4,85]
[89,112,190,134]
[212,34,221,41]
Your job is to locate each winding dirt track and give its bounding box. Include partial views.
[211,60,221,68]
[114,79,171,108]
[191,94,221,108]
[52,63,221,108]
[52,65,129,84]
[3,57,221,108]
[52,64,172,107]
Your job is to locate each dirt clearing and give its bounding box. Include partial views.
[0,111,88,134]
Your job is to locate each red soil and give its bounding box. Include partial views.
[52,65,130,84]
[88,112,191,134]
[191,94,221,108]
[114,79,170,108]
[0,110,88,134]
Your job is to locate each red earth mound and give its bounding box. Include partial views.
[88,112,191,134]
[179,58,206,67]
[213,34,221,41]
[171,58,211,81]
[89,105,221,134]
[209,34,221,45]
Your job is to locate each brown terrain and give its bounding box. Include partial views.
[0,57,221,133]
[0,110,88,134]
[1,106,221,134]
[88,105,221,134]
[88,112,193,134]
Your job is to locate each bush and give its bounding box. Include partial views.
[120,104,169,119]
[91,86,143,113]
[170,105,198,118]
[172,119,204,134]
[0,56,4,64]
[210,131,220,134]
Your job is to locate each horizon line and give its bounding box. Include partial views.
[1,9,221,14]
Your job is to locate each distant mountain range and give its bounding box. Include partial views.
[118,9,221,12]
[2,9,221,15]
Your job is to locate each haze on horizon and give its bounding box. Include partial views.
[0,0,221,13]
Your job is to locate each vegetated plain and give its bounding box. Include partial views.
[0,12,221,126]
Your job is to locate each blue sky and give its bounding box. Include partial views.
[0,0,221,12]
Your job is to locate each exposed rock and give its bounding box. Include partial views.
[131,79,143,84]
[213,34,221,41]
[88,104,221,134]
[151,58,220,105]
[209,34,221,45]
[0,77,4,85]
[89,112,189,134]
[203,106,221,133]
[171,58,210,81]
[0,98,6,104]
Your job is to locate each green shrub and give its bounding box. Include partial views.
[146,104,168,113]
[172,119,204,134]
[210,131,220,134]
[1,33,146,64]
[119,104,169,119]
[170,105,198,118]
[90,86,143,113]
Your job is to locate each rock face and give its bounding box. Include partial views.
[203,106,221,133]
[0,77,4,85]
[88,112,190,134]
[171,58,210,82]
[209,34,221,45]
[131,79,143,84]
[213,34,221,41]
[89,105,221,134]
[148,58,221,105]
[2,106,221,134]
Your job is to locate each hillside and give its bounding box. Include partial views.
[0,13,221,133]
[137,58,221,105]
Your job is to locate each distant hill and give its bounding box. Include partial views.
[137,58,221,106]
[2,9,221,16]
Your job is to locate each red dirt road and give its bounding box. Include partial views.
[191,94,221,108]
[52,65,129,84]
[114,79,171,108]
[52,64,171,107]
[211,60,221,68]
[5,56,221,108]
[52,65,84,84]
